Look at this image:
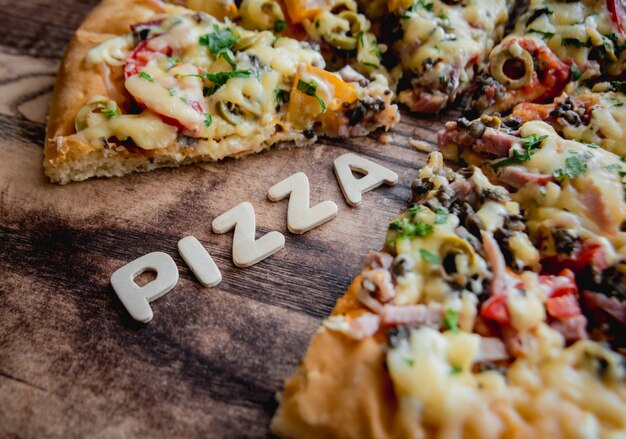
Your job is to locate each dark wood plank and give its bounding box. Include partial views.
[0,2,454,436]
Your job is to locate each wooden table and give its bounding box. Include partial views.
[0,1,445,436]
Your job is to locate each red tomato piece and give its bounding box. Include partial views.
[546,294,582,320]
[480,294,510,325]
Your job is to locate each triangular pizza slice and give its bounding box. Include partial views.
[45,0,398,183]
[271,150,626,438]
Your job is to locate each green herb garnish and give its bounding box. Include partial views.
[528,29,555,40]
[274,19,286,32]
[561,38,591,48]
[274,88,290,105]
[408,204,421,216]
[403,357,415,367]
[190,70,253,96]
[138,72,153,81]
[203,113,213,128]
[199,25,238,55]
[389,217,434,240]
[443,309,459,333]
[101,108,119,117]
[491,134,548,169]
[450,365,463,375]
[420,248,441,264]
[296,79,326,113]
[434,207,448,225]
[553,155,587,181]
[218,49,237,69]
[168,87,176,96]
[570,64,581,80]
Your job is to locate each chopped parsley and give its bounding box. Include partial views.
[449,365,463,375]
[101,108,119,117]
[138,72,153,81]
[434,207,448,225]
[199,26,238,55]
[419,248,441,264]
[274,19,286,32]
[443,309,459,333]
[528,28,555,40]
[553,155,587,181]
[296,79,326,113]
[561,38,591,48]
[570,64,581,80]
[274,88,290,105]
[438,10,448,20]
[579,138,599,148]
[610,80,626,93]
[491,134,548,169]
[414,0,434,11]
[190,70,253,96]
[408,204,421,216]
[403,357,415,367]
[167,87,176,96]
[203,113,212,128]
[389,217,434,240]
[218,49,237,70]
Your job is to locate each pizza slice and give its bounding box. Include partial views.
[44,0,399,184]
[509,83,626,156]
[272,151,626,438]
[470,0,626,114]
[361,0,512,113]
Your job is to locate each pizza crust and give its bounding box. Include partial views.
[45,0,398,184]
[271,277,421,439]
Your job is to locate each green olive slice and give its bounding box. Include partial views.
[489,44,534,90]
[74,99,120,132]
[217,101,246,125]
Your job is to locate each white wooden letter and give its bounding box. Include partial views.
[268,172,338,234]
[178,236,222,287]
[333,153,398,206]
[110,252,179,323]
[212,202,285,268]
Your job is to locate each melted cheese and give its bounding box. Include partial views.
[388,327,626,439]
[396,0,508,90]
[77,11,388,152]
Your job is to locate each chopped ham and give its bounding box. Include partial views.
[476,337,509,363]
[364,251,393,270]
[581,180,620,236]
[481,231,508,296]
[357,288,383,313]
[582,291,626,327]
[323,313,381,340]
[362,269,396,303]
[473,131,519,158]
[549,314,589,342]
[496,167,553,189]
[379,303,444,326]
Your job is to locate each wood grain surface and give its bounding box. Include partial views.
[0,1,454,437]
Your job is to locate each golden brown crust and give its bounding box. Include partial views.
[44,0,186,183]
[270,278,421,439]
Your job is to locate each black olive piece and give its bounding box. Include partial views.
[552,228,580,255]
[303,129,315,139]
[411,179,434,200]
[393,255,413,277]
[347,102,366,126]
[442,252,457,274]
[388,326,411,348]
[468,121,486,138]
[502,116,522,130]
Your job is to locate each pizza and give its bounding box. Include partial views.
[470,0,626,114]
[45,0,626,436]
[44,0,398,184]
[272,146,626,438]
[366,0,512,112]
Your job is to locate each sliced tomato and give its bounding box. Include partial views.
[546,295,582,320]
[607,0,626,36]
[124,39,172,79]
[541,242,608,275]
[480,294,510,325]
